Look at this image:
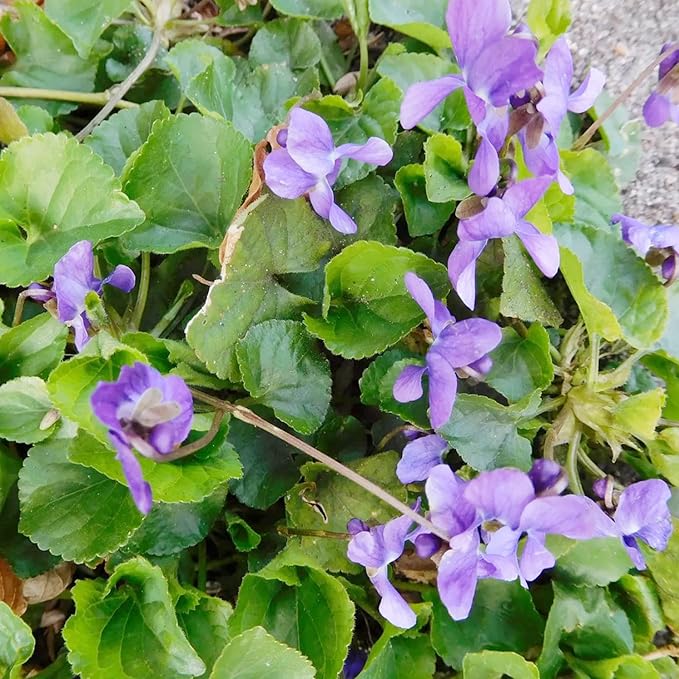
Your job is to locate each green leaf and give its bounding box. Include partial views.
[612,388,664,441]
[359,632,435,679]
[85,100,170,176]
[526,0,571,54]
[47,339,145,440]
[229,558,354,679]
[269,0,343,19]
[0,376,58,444]
[176,588,232,679]
[647,428,679,486]
[63,557,205,679]
[186,195,332,381]
[285,451,408,572]
[0,2,99,116]
[538,582,634,679]
[394,164,455,236]
[304,241,449,359]
[430,581,544,671]
[228,417,300,510]
[69,426,241,504]
[15,105,53,135]
[225,511,261,552]
[0,601,34,679]
[437,394,533,471]
[613,574,665,648]
[554,221,668,348]
[0,98,28,145]
[210,626,315,679]
[249,18,321,71]
[500,237,563,327]
[18,441,144,562]
[368,0,449,49]
[44,0,131,58]
[569,655,661,679]
[0,448,20,514]
[487,325,554,402]
[0,314,68,384]
[215,0,264,25]
[0,133,145,287]
[237,320,331,435]
[423,133,469,203]
[658,284,679,361]
[646,519,679,633]
[122,113,252,253]
[560,149,622,230]
[550,536,633,586]
[463,651,539,679]
[124,486,227,556]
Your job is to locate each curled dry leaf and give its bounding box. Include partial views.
[0,557,27,615]
[23,562,74,605]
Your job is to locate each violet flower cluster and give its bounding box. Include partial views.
[26,241,135,351]
[348,460,672,628]
[91,362,193,514]
[643,44,679,127]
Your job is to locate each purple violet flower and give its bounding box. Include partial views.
[347,510,420,629]
[392,273,502,428]
[400,0,542,196]
[614,213,679,282]
[612,479,672,569]
[263,108,393,234]
[643,44,679,127]
[448,177,559,309]
[90,362,193,514]
[397,430,450,484]
[25,241,135,351]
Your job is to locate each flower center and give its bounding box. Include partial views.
[119,386,182,436]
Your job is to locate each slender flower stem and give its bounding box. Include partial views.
[190,389,450,541]
[150,280,194,337]
[12,290,31,327]
[277,526,351,540]
[577,447,607,479]
[587,333,600,388]
[0,87,137,109]
[158,410,225,462]
[131,252,151,330]
[76,28,163,141]
[358,38,370,92]
[566,428,585,495]
[572,46,676,151]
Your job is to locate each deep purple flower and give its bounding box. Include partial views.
[448,177,559,309]
[643,44,679,127]
[90,362,193,514]
[612,479,672,569]
[400,0,542,195]
[528,459,568,496]
[347,511,420,628]
[25,241,135,351]
[392,273,502,428]
[397,431,450,484]
[343,649,367,679]
[614,213,679,282]
[263,108,393,234]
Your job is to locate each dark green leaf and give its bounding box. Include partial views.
[423,133,469,203]
[646,519,679,633]
[269,0,343,19]
[569,655,661,679]
[0,600,34,679]
[0,376,58,444]
[249,18,321,70]
[359,632,435,679]
[225,511,261,552]
[0,447,20,514]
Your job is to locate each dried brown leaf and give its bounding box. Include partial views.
[0,557,27,615]
[23,562,74,605]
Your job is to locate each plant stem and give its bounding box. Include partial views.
[277,526,351,540]
[158,410,224,462]
[150,280,194,337]
[197,540,207,591]
[0,87,137,109]
[578,447,607,479]
[358,38,369,92]
[76,28,163,141]
[131,252,151,330]
[12,290,31,327]
[587,333,600,387]
[567,428,584,494]
[191,389,450,541]
[572,45,677,151]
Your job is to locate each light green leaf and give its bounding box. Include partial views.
[0,314,68,384]
[487,325,554,402]
[122,113,252,253]
[225,511,261,552]
[0,1,99,115]
[500,237,563,327]
[85,100,170,175]
[526,0,571,54]
[269,0,343,19]
[0,133,145,286]
[45,0,132,58]
[0,376,58,444]
[658,283,679,360]
[210,626,315,679]
[369,0,450,49]
[646,519,679,633]
[186,195,332,381]
[304,241,449,359]
[15,105,53,135]
[63,557,205,679]
[0,98,28,145]
[560,149,622,230]
[612,388,664,441]
[554,221,668,348]
[69,426,241,504]
[570,655,661,679]
[359,632,435,679]
[249,17,321,70]
[18,441,144,562]
[0,600,34,679]
[550,536,633,586]
[394,164,455,236]
[430,581,544,671]
[463,651,539,679]
[285,451,408,572]
[237,320,331,435]
[647,428,679,486]
[165,40,226,91]
[423,133,469,203]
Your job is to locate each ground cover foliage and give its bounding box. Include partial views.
[0,0,678,677]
